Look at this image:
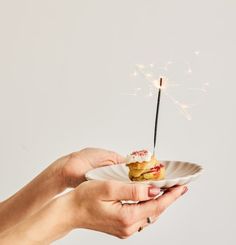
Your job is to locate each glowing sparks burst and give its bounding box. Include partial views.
[126,57,209,121]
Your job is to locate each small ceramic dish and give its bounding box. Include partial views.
[85,160,203,188]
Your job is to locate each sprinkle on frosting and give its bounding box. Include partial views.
[126,150,152,164]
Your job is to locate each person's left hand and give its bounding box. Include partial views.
[57,148,125,188]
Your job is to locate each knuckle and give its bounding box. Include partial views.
[83,147,92,152]
[79,147,92,154]
[107,150,119,163]
[118,206,138,227]
[112,153,120,163]
[111,151,123,162]
[108,150,116,156]
[118,212,131,227]
[118,227,133,239]
[118,206,137,227]
[69,151,82,160]
[69,151,77,159]
[117,234,128,239]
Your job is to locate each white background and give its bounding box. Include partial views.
[0,0,235,244]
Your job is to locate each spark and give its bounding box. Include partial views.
[201,82,210,93]
[180,104,189,109]
[145,73,152,78]
[126,60,208,121]
[121,92,137,96]
[136,64,145,69]
[152,77,167,89]
[185,61,193,74]
[152,79,160,88]
[187,68,192,74]
[188,82,210,94]
[162,90,192,120]
[121,87,142,96]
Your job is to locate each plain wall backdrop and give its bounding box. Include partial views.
[0,0,235,244]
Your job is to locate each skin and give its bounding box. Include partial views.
[0,148,188,244]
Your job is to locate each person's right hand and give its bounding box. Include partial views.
[0,180,188,244]
[69,180,188,239]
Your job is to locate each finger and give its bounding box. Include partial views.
[130,185,188,220]
[124,215,158,236]
[136,216,158,231]
[77,148,125,165]
[92,149,125,166]
[135,215,157,229]
[155,185,188,215]
[106,150,125,164]
[98,180,160,201]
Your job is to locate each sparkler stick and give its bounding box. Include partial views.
[153,77,163,156]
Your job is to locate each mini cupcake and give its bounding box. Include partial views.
[126,150,165,181]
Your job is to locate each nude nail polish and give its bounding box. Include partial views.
[148,186,160,197]
[181,186,188,195]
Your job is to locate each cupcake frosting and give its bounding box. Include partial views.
[126,150,152,164]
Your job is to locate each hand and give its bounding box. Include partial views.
[0,180,188,243]
[68,180,188,239]
[59,148,125,188]
[0,148,124,233]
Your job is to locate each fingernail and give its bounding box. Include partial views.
[148,186,160,197]
[181,186,188,196]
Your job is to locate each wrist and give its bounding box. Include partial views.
[65,189,88,230]
[51,155,73,190]
[60,153,85,188]
[10,194,75,244]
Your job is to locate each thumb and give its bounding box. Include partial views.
[98,180,160,201]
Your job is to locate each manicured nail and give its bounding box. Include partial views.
[148,186,160,197]
[181,186,188,195]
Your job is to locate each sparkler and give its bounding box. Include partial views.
[153,77,163,156]
[128,57,209,121]
[123,53,209,157]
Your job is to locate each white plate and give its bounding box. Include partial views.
[85,160,203,188]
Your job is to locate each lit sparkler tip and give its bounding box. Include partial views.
[152,79,158,87]
[130,60,207,122]
[152,80,161,89]
[181,104,189,109]
[145,73,152,78]
[152,77,167,90]
[136,64,145,69]
[187,68,192,74]
[160,77,163,87]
